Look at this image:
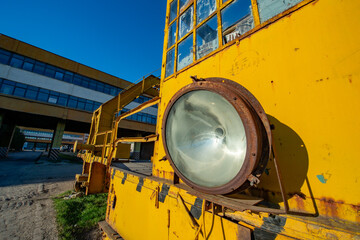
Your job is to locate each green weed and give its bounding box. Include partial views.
[53,191,108,240]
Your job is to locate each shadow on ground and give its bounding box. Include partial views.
[0,151,82,187]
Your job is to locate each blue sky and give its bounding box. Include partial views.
[0,0,167,82]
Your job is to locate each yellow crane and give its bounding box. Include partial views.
[75,0,360,239]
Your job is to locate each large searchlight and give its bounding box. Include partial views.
[162,78,272,195]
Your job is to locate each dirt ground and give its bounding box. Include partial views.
[0,151,83,240]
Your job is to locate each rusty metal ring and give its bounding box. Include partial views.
[161,78,271,195]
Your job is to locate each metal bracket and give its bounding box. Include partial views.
[150,186,160,209]
[247,174,260,187]
[190,75,206,82]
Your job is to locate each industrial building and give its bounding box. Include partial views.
[0,34,158,158]
[20,127,87,151]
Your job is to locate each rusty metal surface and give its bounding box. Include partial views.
[111,165,288,215]
[161,78,271,195]
[99,220,123,240]
[114,134,158,144]
[236,224,252,240]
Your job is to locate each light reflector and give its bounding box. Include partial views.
[165,90,247,188]
[162,78,271,194]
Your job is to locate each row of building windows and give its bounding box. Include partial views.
[119,108,157,125]
[0,78,157,125]
[0,48,157,109]
[134,95,152,104]
[22,129,84,140]
[133,95,158,109]
[23,142,48,150]
[0,78,102,112]
[0,48,123,96]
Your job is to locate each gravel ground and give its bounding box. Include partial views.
[0,152,82,240]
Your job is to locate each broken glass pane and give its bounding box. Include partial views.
[257,0,302,23]
[170,0,177,22]
[165,48,175,78]
[178,5,194,39]
[168,21,177,48]
[197,0,216,24]
[177,34,193,71]
[196,16,218,59]
[221,0,254,44]
[179,0,191,12]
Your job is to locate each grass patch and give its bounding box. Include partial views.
[41,153,83,164]
[53,191,108,240]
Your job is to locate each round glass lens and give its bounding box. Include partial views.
[165,90,247,188]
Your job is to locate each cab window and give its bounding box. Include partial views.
[164,0,304,78]
[196,0,217,24]
[168,21,177,48]
[257,0,302,23]
[196,16,218,59]
[221,0,254,44]
[178,5,194,39]
[177,34,193,70]
[165,48,175,77]
[170,0,178,22]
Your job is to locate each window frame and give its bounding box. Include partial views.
[164,0,311,80]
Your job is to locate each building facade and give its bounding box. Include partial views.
[0,34,158,158]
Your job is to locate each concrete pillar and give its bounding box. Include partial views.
[52,120,66,148]
[6,125,16,157]
[134,142,141,160]
[133,133,142,160]
[48,120,65,158]
[0,121,15,158]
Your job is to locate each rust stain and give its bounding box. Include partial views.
[293,193,306,211]
[312,0,320,5]
[154,168,160,177]
[291,192,306,199]
[172,231,179,238]
[319,197,344,218]
[350,204,360,222]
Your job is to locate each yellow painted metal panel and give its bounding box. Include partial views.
[106,168,250,240]
[76,0,360,238]
[154,0,360,225]
[115,143,131,159]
